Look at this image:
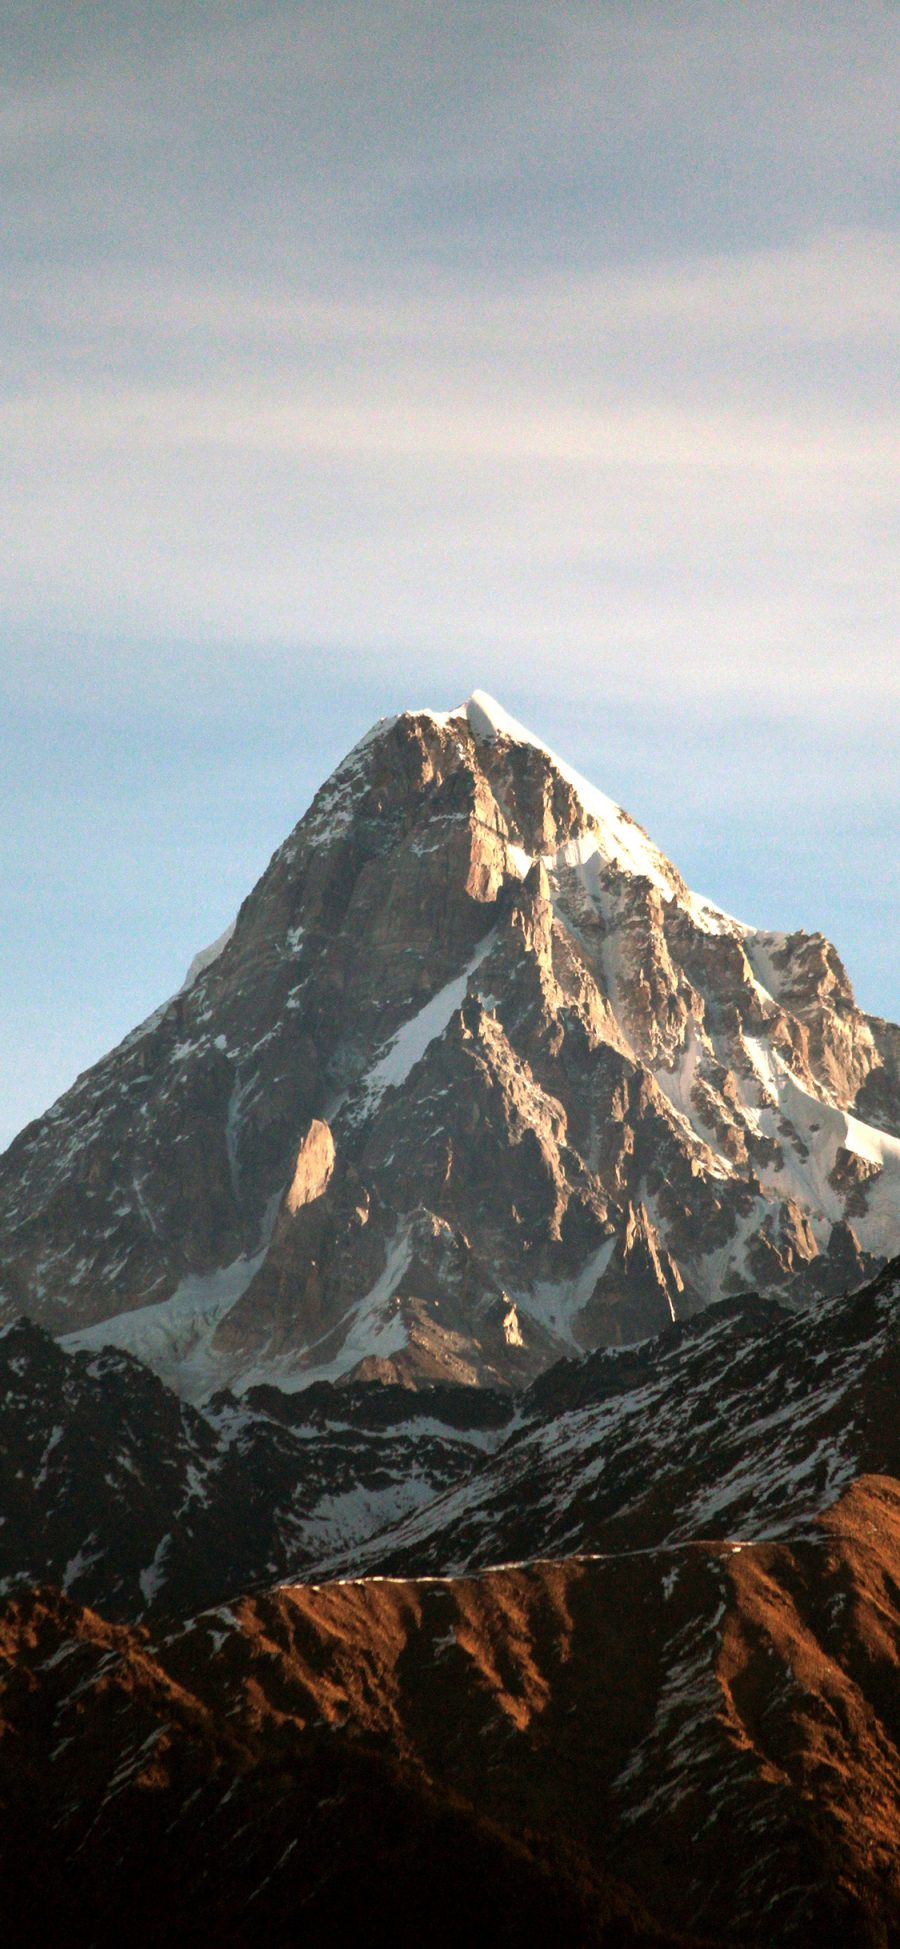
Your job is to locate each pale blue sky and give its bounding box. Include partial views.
[2,2,898,1149]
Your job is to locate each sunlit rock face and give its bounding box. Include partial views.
[1,690,898,1394]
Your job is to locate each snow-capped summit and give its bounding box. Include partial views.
[1,694,898,1396]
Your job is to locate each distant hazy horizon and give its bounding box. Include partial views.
[2,1,897,1147]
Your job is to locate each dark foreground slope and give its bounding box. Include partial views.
[0,1589,699,1949]
[2,1266,900,1943]
[3,1474,900,1946]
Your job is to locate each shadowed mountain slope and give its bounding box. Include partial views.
[1,1259,898,1623]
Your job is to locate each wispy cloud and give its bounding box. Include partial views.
[3,211,897,706]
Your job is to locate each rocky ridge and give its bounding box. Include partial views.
[2,1258,897,1637]
[0,1583,703,1949]
[0,1316,505,1621]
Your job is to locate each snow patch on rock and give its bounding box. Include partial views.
[353,931,498,1119]
[181,920,236,992]
[61,1246,270,1400]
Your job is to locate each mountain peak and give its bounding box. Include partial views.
[395,688,689,905]
[464,688,534,743]
[1,694,898,1397]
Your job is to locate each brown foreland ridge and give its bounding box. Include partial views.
[2,1473,900,1945]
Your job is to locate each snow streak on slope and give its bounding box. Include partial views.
[61,1246,269,1396]
[738,1039,900,1252]
[463,691,737,937]
[352,930,498,1120]
[464,691,684,900]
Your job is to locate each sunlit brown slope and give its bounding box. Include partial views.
[3,1475,900,1945]
[189,1476,900,1944]
[0,1587,700,1949]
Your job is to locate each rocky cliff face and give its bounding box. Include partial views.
[2,691,898,1393]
